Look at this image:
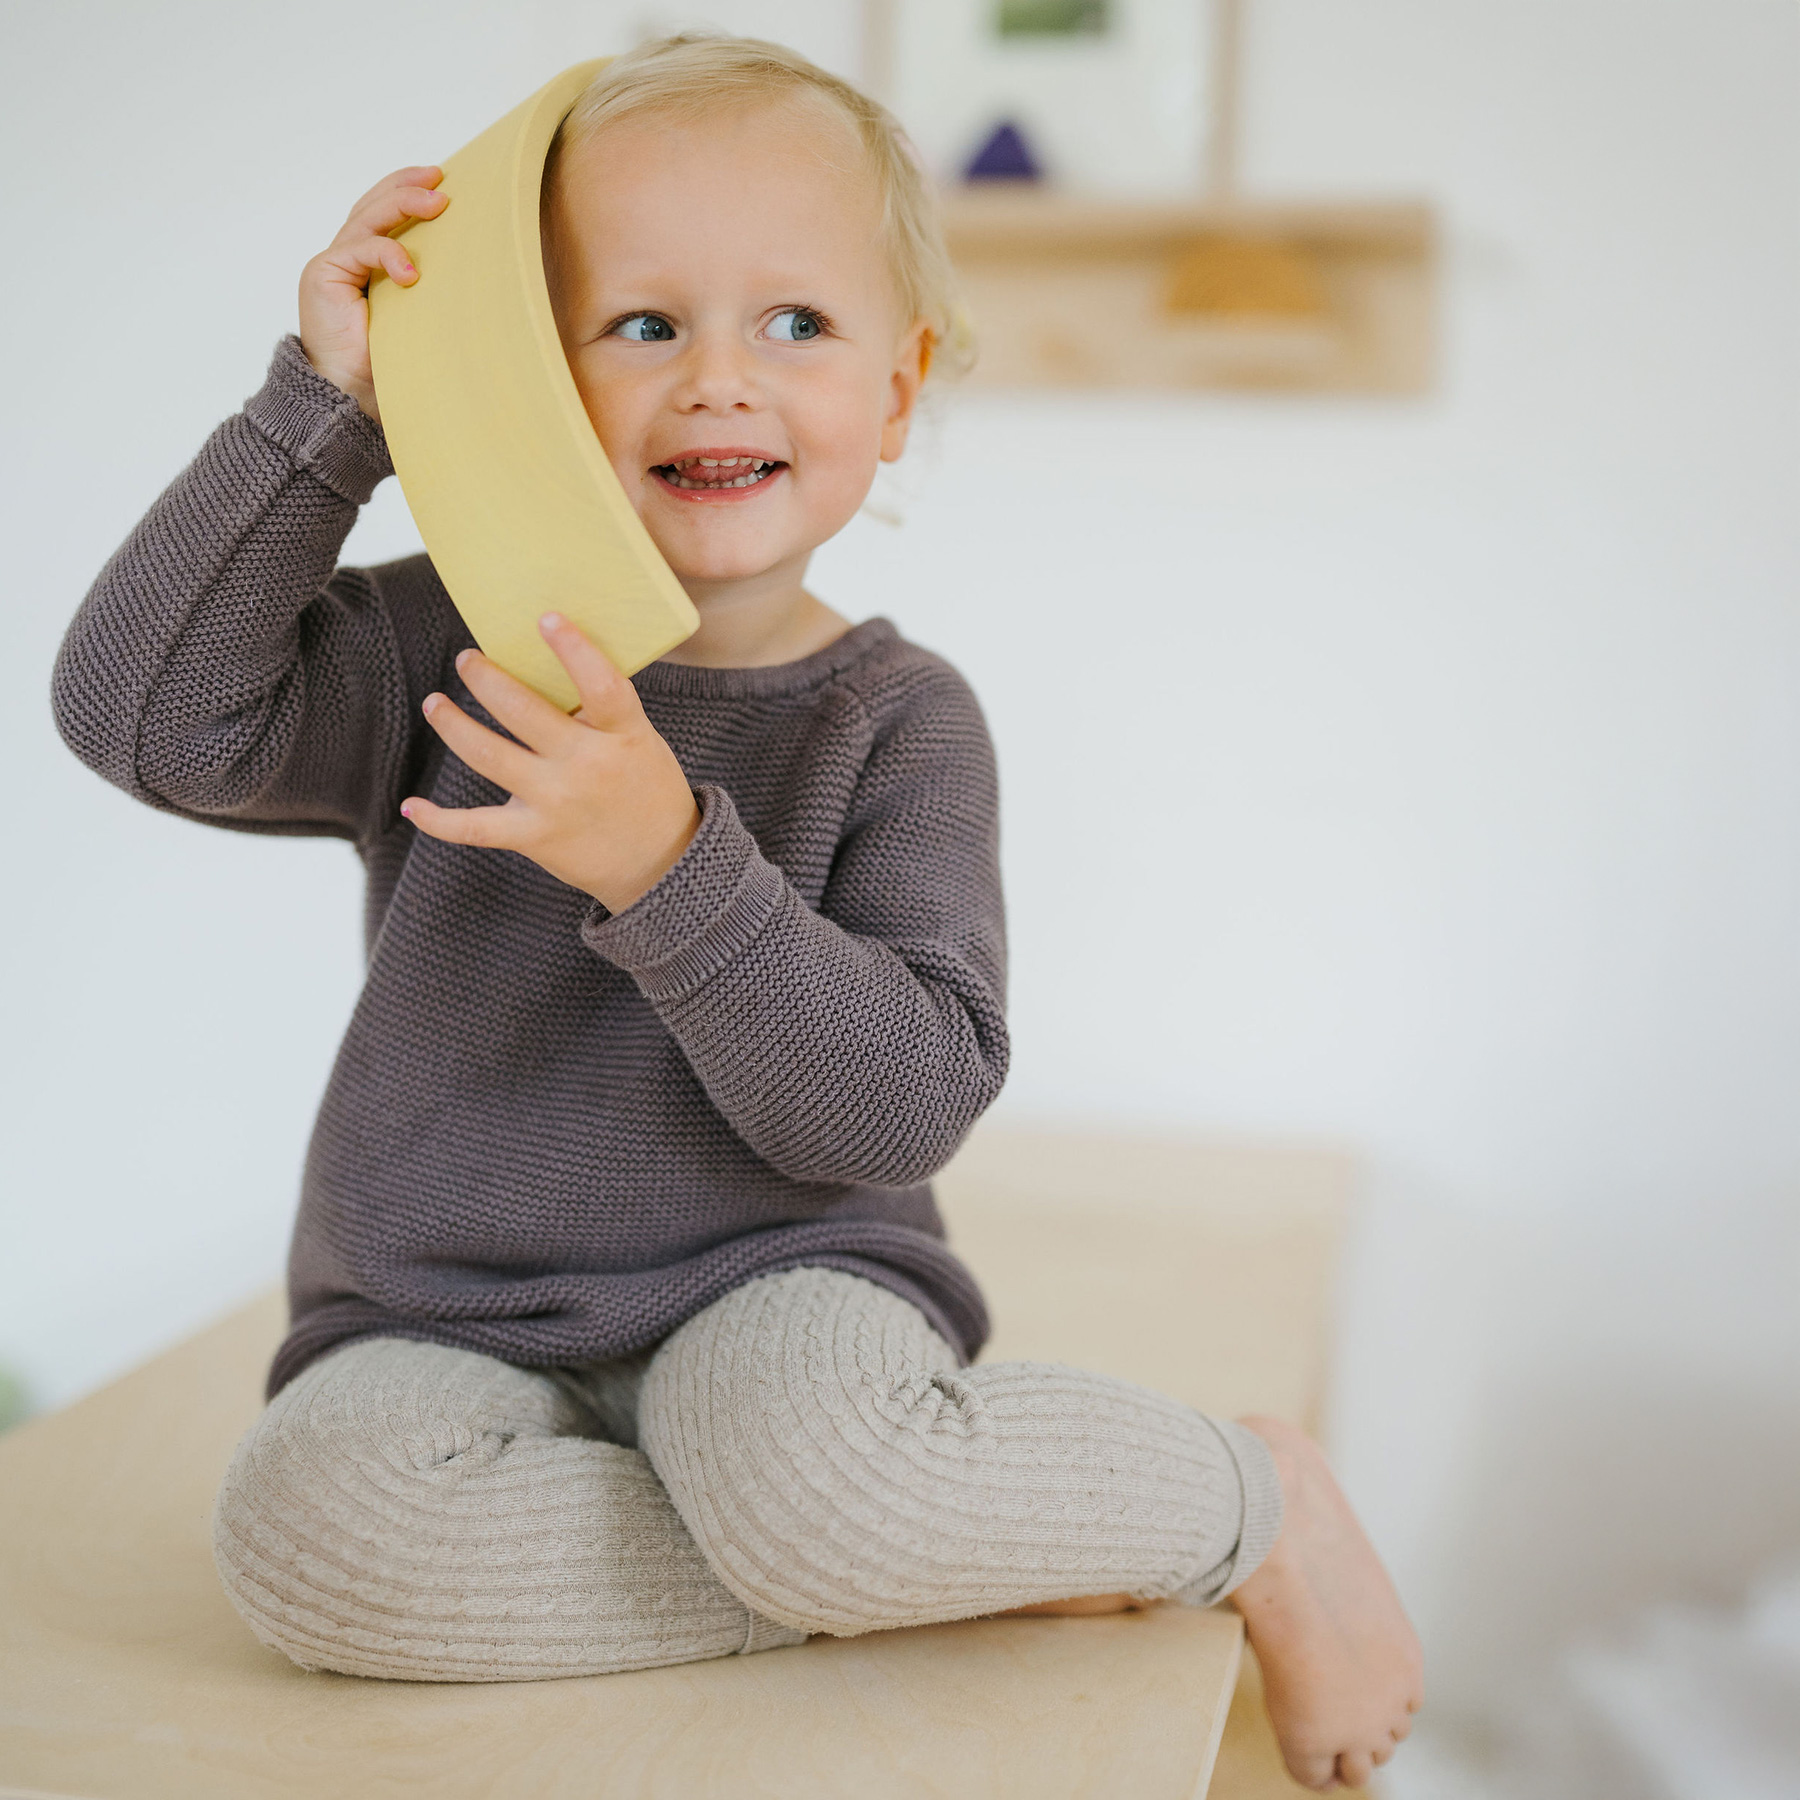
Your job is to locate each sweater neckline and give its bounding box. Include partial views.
[631,615,898,701]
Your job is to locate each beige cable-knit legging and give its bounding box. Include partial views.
[212,1267,1284,1681]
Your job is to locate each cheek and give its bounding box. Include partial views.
[787,368,890,494]
[567,355,651,485]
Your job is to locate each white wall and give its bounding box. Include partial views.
[6,0,1798,1776]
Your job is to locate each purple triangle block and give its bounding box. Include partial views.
[964,119,1042,182]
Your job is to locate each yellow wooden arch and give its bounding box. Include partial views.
[369,60,698,711]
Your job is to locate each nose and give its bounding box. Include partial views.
[671,323,764,416]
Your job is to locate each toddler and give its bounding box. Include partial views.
[50,34,1419,1790]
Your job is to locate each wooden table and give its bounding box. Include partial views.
[0,1127,1353,1800]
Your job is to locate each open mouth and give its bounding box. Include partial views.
[652,455,785,492]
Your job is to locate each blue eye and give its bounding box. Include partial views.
[611,313,676,342]
[766,308,825,343]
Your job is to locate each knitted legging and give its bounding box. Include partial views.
[212,1267,1284,1681]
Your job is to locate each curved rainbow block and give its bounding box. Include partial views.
[369,61,698,711]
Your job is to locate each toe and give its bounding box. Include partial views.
[1287,1750,1340,1791]
[1338,1749,1374,1787]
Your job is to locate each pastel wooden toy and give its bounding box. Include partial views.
[368,60,698,711]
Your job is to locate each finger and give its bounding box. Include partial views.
[315,233,420,292]
[539,612,643,728]
[420,691,539,792]
[339,183,450,246]
[454,647,584,756]
[345,164,443,223]
[399,792,520,850]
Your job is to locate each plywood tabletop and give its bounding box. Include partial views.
[0,1127,1351,1800]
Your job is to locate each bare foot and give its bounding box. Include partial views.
[1228,1416,1423,1790]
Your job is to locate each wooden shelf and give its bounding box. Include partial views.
[940,189,1437,393]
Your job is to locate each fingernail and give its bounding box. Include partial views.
[400,803,414,820]
[422,694,440,715]
[455,649,472,670]
[540,611,564,631]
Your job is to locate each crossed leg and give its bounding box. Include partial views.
[635,1266,1278,1633]
[210,1332,803,1680]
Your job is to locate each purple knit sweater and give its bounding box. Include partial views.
[51,337,1007,1397]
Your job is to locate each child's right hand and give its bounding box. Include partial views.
[299,167,449,424]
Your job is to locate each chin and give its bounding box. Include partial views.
[664,544,794,585]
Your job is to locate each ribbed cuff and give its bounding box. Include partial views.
[243,334,394,505]
[1173,1416,1287,1607]
[578,783,786,1000]
[740,1612,809,1655]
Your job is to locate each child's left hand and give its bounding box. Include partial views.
[402,613,701,914]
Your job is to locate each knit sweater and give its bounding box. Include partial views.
[51,336,1007,1398]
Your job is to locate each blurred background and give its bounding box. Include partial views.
[4,2,1798,1794]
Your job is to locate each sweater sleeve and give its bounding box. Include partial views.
[580,668,1010,1188]
[49,335,445,847]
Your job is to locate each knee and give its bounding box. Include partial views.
[212,1347,367,1674]
[212,1336,551,1678]
[638,1267,972,1635]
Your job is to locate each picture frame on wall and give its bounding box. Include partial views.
[884,0,1216,195]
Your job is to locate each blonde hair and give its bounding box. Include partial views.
[541,32,973,381]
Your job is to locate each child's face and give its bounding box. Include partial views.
[545,100,929,591]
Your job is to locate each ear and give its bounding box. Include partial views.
[879,319,932,464]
